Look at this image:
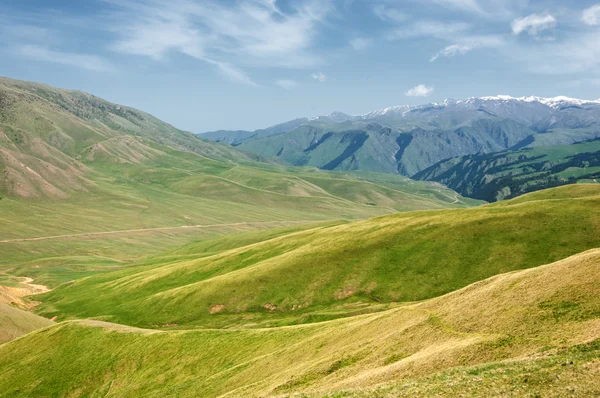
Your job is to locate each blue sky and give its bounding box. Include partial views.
[1,0,600,132]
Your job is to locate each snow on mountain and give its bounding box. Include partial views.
[360,105,413,119]
[460,95,600,109]
[353,95,600,120]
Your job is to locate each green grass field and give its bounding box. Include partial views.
[1,76,599,397]
[32,185,600,330]
[1,244,598,397]
[0,304,53,344]
[0,76,477,289]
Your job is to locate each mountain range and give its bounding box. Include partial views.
[202,95,600,200]
[1,75,600,397]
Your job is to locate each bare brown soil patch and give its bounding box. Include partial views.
[0,277,51,310]
[210,304,226,314]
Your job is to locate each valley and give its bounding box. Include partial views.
[203,96,600,199]
[0,76,598,398]
[3,0,600,396]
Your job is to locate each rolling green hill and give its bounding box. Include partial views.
[2,76,599,397]
[0,76,476,289]
[236,119,534,176]
[415,138,600,202]
[33,185,600,330]
[0,304,53,344]
[204,97,600,202]
[1,244,598,397]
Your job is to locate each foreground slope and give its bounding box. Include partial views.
[0,275,54,344]
[35,185,600,329]
[0,304,53,344]
[1,248,599,397]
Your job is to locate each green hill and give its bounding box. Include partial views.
[0,304,53,344]
[415,138,600,202]
[204,98,600,202]
[2,76,599,397]
[1,245,598,397]
[34,185,600,329]
[0,276,54,344]
[236,119,534,176]
[0,76,476,289]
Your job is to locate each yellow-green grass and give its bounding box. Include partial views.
[0,75,478,290]
[1,248,598,397]
[0,220,341,289]
[0,304,53,344]
[34,185,600,329]
[0,141,475,288]
[314,340,600,397]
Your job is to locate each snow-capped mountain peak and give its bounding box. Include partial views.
[537,96,600,109]
[353,95,600,120]
[460,95,600,109]
[359,105,413,119]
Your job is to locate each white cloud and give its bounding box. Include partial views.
[388,21,470,40]
[426,0,527,18]
[372,5,407,22]
[349,37,370,50]
[431,0,482,14]
[582,4,600,25]
[18,45,114,72]
[430,35,505,62]
[511,30,600,75]
[203,59,258,86]
[107,0,333,84]
[275,79,298,89]
[511,13,556,36]
[430,44,472,62]
[405,84,434,97]
[311,72,327,82]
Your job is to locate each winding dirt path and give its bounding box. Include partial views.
[0,220,313,244]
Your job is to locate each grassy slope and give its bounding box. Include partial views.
[1,247,598,397]
[35,185,600,329]
[0,304,53,344]
[0,149,474,288]
[317,340,600,397]
[415,138,600,202]
[0,76,476,287]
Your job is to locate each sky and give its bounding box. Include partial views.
[1,0,600,132]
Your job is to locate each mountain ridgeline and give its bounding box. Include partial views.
[202,96,600,200]
[414,137,600,202]
[1,75,600,397]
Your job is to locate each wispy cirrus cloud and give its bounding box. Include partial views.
[384,17,504,62]
[372,4,407,22]
[511,13,556,36]
[106,0,333,85]
[0,10,114,73]
[203,58,258,86]
[311,72,327,82]
[430,34,505,61]
[17,45,115,72]
[420,0,528,18]
[275,79,299,89]
[387,20,470,40]
[430,44,471,62]
[430,0,482,14]
[349,37,370,50]
[510,30,600,75]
